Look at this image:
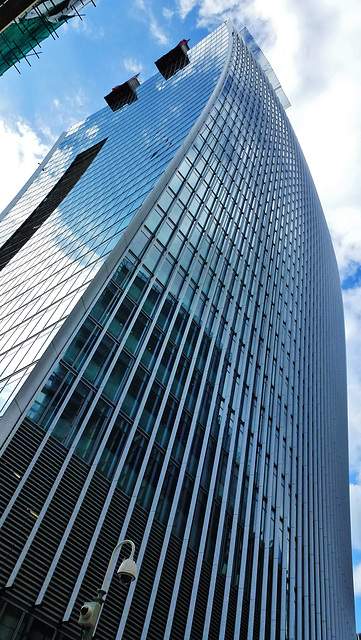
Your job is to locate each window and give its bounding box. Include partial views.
[96,415,131,479]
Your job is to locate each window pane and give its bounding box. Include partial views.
[142,282,163,316]
[83,334,115,385]
[27,363,74,428]
[91,282,121,324]
[117,430,148,496]
[172,474,194,539]
[155,460,179,525]
[121,367,149,419]
[74,398,112,462]
[187,424,204,477]
[171,411,191,464]
[139,381,163,435]
[112,255,137,289]
[140,327,163,371]
[155,396,179,449]
[124,312,149,355]
[156,342,177,386]
[63,317,100,370]
[137,446,164,511]
[108,298,135,340]
[96,415,131,479]
[102,351,133,403]
[127,270,149,301]
[156,294,176,332]
[51,381,94,443]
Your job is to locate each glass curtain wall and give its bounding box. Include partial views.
[0,22,355,640]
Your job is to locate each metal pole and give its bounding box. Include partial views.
[100,539,135,593]
[78,539,136,639]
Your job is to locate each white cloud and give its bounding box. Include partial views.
[350,484,361,550]
[198,0,242,22]
[344,289,361,473]
[178,0,199,20]
[327,207,361,278]
[134,0,169,45]
[123,57,143,75]
[149,17,169,44]
[354,562,361,596]
[0,119,50,214]
[163,7,175,20]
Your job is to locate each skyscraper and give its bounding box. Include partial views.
[0,20,355,640]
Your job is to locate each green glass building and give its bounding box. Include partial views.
[0,0,92,76]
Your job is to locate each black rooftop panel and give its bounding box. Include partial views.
[104,75,140,112]
[155,39,190,80]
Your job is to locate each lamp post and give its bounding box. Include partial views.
[78,539,137,639]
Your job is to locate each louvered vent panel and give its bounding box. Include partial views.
[253,605,261,640]
[121,516,166,640]
[209,573,225,639]
[0,421,43,514]
[0,423,67,589]
[240,596,250,640]
[171,547,198,639]
[11,447,89,603]
[189,562,212,640]
[0,422,243,640]
[147,534,182,638]
[40,471,110,619]
[225,584,237,639]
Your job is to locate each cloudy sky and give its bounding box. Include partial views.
[1,0,361,628]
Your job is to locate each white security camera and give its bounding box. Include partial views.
[117,557,137,585]
[78,601,102,628]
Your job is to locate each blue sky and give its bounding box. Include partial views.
[1,0,361,630]
[0,1,217,151]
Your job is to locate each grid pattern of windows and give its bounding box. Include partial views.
[0,24,228,415]
[0,21,355,640]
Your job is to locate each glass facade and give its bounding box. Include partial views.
[0,24,228,416]
[0,21,355,640]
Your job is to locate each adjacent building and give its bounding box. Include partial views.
[0,0,93,76]
[0,21,356,639]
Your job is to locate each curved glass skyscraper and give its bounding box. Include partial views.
[0,21,355,640]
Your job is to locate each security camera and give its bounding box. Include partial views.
[117,556,137,585]
[78,601,101,628]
